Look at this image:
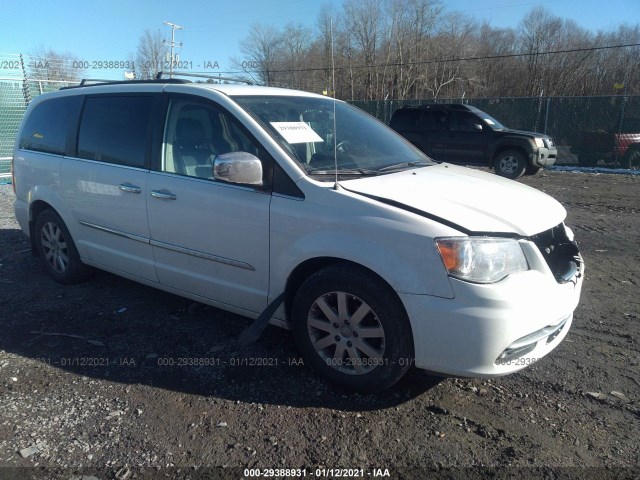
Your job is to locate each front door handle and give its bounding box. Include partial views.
[150,190,177,200]
[118,183,142,194]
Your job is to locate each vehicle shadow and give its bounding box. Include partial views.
[0,228,442,411]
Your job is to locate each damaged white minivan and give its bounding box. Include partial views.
[12,80,584,392]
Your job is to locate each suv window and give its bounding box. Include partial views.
[389,109,418,131]
[19,96,82,155]
[420,110,446,131]
[77,95,154,168]
[450,111,482,132]
[162,98,260,180]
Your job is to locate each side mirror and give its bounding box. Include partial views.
[213,152,263,186]
[473,123,483,131]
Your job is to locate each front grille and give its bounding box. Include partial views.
[529,224,581,283]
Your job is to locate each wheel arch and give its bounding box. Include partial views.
[28,200,56,256]
[490,144,530,167]
[283,257,410,328]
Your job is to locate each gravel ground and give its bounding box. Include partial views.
[0,170,638,480]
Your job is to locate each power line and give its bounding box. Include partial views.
[229,42,640,75]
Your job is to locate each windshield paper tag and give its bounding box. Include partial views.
[270,122,324,144]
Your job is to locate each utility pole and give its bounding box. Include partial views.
[164,21,183,78]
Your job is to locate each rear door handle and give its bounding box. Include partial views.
[118,183,142,194]
[150,190,177,200]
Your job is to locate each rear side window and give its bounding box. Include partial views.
[78,96,154,168]
[19,96,82,155]
[420,110,446,131]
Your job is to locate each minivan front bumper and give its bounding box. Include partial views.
[400,257,583,377]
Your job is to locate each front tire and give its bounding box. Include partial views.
[292,264,414,393]
[494,150,527,179]
[34,209,91,284]
[525,165,541,175]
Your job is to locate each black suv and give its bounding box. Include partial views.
[390,104,557,178]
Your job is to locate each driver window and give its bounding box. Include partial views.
[450,112,482,132]
[163,98,260,179]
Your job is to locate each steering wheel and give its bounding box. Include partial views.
[336,140,350,153]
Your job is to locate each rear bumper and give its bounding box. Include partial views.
[14,197,29,237]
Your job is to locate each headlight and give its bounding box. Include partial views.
[435,237,529,283]
[534,138,545,148]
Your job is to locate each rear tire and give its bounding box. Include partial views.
[34,209,91,284]
[292,264,414,393]
[494,150,527,179]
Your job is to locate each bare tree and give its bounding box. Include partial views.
[518,7,564,96]
[386,0,443,99]
[343,0,383,100]
[134,29,168,80]
[29,46,82,81]
[228,2,639,100]
[234,23,283,86]
[280,23,313,89]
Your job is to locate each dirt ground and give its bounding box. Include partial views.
[0,169,638,480]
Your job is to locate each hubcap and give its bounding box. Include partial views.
[499,155,517,174]
[307,291,385,375]
[40,222,69,273]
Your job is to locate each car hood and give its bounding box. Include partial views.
[498,127,551,139]
[341,164,566,236]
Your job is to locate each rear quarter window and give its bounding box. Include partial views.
[77,95,154,168]
[19,96,82,155]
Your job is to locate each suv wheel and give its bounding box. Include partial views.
[494,150,527,179]
[292,264,414,393]
[34,209,91,284]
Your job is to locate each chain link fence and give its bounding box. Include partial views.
[0,53,79,178]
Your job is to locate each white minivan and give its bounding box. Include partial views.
[12,80,584,392]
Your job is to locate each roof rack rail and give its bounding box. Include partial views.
[60,78,192,90]
[155,71,255,85]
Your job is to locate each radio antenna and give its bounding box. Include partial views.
[331,17,339,190]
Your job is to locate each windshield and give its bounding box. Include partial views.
[477,112,506,130]
[232,95,434,180]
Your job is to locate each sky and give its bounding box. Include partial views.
[2,0,639,80]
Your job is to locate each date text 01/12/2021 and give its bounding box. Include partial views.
[67,60,220,70]
[244,467,391,477]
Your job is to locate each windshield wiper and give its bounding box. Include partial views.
[306,167,380,176]
[377,161,432,173]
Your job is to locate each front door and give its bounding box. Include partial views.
[444,111,489,164]
[146,95,271,315]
